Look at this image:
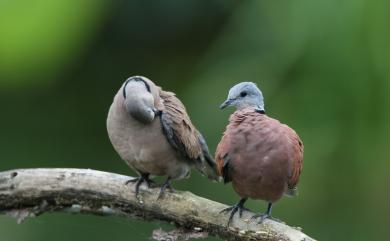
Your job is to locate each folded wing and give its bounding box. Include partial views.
[159,90,218,180]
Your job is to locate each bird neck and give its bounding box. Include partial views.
[236,105,266,114]
[255,108,266,114]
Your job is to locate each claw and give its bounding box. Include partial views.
[125,177,140,185]
[251,213,270,223]
[124,173,154,198]
[239,205,250,218]
[220,198,248,226]
[251,202,273,224]
[145,178,157,188]
[219,205,234,214]
[157,177,175,200]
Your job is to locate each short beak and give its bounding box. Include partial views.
[219,99,233,109]
[153,108,161,115]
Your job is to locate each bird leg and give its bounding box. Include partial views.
[158,177,175,199]
[125,173,155,197]
[220,198,249,226]
[251,202,273,223]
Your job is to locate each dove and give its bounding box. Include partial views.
[216,82,303,225]
[107,76,218,198]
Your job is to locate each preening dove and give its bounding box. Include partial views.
[107,76,218,198]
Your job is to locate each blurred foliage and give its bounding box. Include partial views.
[0,0,389,240]
[0,0,109,88]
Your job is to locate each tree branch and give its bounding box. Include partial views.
[0,168,315,241]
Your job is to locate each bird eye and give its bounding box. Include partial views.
[240,91,247,97]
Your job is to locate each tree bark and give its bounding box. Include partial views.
[0,168,315,241]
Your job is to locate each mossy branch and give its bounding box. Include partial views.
[0,168,315,241]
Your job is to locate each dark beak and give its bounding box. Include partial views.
[153,108,162,115]
[220,99,233,109]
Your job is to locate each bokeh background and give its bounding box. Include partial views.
[1,0,389,240]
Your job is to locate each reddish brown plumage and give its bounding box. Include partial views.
[215,107,303,203]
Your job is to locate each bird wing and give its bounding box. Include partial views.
[215,112,248,184]
[159,90,218,180]
[215,135,233,184]
[286,129,304,190]
[197,133,219,179]
[215,108,251,184]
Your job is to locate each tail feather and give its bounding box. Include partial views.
[195,134,221,182]
[284,186,299,197]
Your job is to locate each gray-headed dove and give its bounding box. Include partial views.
[107,76,218,198]
[216,82,303,225]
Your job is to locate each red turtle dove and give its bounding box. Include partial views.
[216,82,303,225]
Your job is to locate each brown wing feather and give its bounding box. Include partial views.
[287,131,304,189]
[159,90,203,160]
[215,139,228,177]
[215,110,249,183]
[215,133,232,183]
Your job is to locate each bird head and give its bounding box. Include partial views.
[220,82,265,111]
[122,76,158,123]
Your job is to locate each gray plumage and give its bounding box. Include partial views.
[220,82,265,111]
[107,76,218,196]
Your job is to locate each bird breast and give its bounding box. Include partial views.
[107,93,189,179]
[219,108,302,202]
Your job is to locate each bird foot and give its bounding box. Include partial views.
[157,178,175,200]
[124,174,155,199]
[220,198,249,226]
[125,176,156,187]
[145,178,158,188]
[251,213,272,224]
[125,177,140,185]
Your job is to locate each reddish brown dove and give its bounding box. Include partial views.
[107,76,218,198]
[216,82,303,225]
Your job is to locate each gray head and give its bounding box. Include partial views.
[122,76,157,123]
[220,82,265,111]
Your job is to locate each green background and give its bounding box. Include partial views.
[1,0,389,240]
